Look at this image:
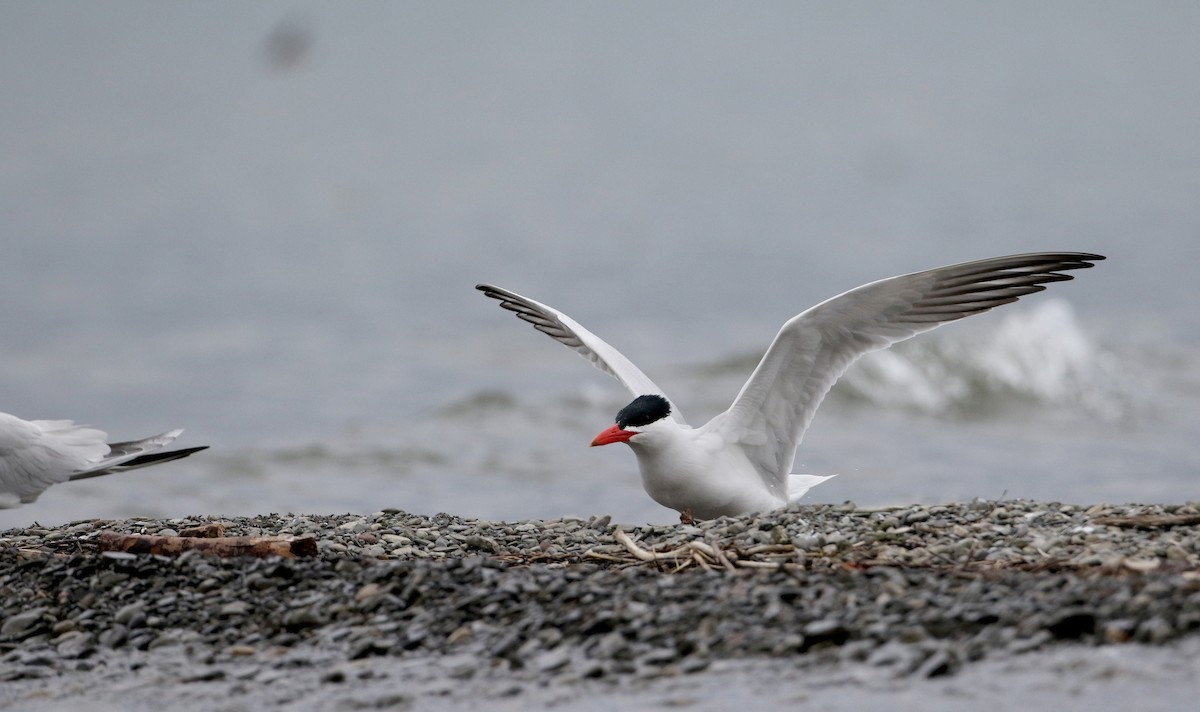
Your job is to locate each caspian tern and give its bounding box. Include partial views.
[478,252,1105,520]
[0,413,207,509]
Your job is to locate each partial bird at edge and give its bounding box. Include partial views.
[0,414,207,509]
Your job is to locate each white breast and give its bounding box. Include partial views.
[630,427,782,519]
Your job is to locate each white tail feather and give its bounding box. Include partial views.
[787,473,837,502]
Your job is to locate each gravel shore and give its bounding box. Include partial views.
[3,500,1200,710]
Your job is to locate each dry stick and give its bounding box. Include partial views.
[687,542,717,571]
[583,551,631,564]
[612,529,655,561]
[96,531,318,558]
[691,540,736,572]
[742,544,797,556]
[710,542,737,571]
[613,529,693,562]
[735,559,795,570]
[1093,514,1200,529]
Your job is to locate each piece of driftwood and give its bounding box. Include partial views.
[1092,513,1200,529]
[96,530,318,558]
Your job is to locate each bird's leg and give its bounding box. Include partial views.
[678,509,694,525]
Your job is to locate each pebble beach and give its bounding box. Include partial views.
[3,500,1200,710]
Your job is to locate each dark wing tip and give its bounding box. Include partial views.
[1037,252,1105,272]
[477,284,518,309]
[1041,252,1104,262]
[124,445,209,466]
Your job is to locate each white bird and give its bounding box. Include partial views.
[0,413,207,509]
[478,252,1105,521]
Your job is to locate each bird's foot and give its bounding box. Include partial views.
[678,509,694,525]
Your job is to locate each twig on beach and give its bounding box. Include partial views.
[613,529,690,562]
[733,559,794,570]
[1092,513,1200,529]
[741,544,796,556]
[582,550,632,564]
[709,541,738,572]
[96,531,318,558]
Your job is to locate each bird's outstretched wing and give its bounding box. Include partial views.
[708,252,1105,498]
[477,284,687,424]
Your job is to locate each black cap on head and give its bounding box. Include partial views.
[615,394,671,429]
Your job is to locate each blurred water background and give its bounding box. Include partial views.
[2,2,1198,528]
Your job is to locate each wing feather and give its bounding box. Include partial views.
[477,284,687,424]
[708,252,1105,497]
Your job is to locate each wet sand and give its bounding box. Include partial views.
[4,636,1200,712]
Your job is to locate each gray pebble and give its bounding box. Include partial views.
[1,607,49,639]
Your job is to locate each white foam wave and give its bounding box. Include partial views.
[836,299,1132,419]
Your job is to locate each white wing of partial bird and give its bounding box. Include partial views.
[476,284,687,425]
[1,414,206,508]
[1,416,106,507]
[708,252,1105,499]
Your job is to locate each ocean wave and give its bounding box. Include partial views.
[688,299,1134,421]
[833,299,1133,419]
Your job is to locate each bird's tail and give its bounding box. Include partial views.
[787,473,837,502]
